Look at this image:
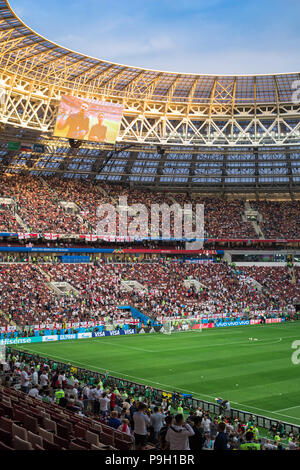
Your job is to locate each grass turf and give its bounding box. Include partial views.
[16,321,300,426]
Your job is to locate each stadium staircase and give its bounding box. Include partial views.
[33,264,79,297]
[0,308,18,330]
[244,201,264,238]
[118,306,158,327]
[34,264,51,282]
[4,199,31,232]
[39,176,92,233]
[167,193,204,249]
[96,184,109,198]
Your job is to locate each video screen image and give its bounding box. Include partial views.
[53,95,124,144]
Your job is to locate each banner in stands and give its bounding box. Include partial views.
[1,232,300,245]
[0,246,224,255]
[53,95,124,144]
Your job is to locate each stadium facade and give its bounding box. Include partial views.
[0,0,298,194]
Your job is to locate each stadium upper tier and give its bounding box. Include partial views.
[0,0,299,149]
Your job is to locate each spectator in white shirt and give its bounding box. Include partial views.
[31,368,38,386]
[133,402,150,450]
[166,414,195,450]
[20,366,31,393]
[39,371,48,389]
[99,392,110,417]
[93,385,102,414]
[28,385,41,399]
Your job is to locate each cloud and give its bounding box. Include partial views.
[9,0,300,74]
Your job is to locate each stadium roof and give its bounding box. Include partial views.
[0,0,299,105]
[0,0,299,194]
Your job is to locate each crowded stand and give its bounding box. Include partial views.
[0,263,136,328]
[0,352,298,451]
[114,261,295,321]
[0,261,297,332]
[1,174,299,239]
[249,200,300,239]
[0,203,21,232]
[239,266,300,307]
[0,175,84,234]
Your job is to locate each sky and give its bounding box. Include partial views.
[10,0,300,75]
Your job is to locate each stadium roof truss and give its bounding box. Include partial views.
[0,1,299,193]
[0,0,299,149]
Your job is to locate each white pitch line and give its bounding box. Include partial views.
[94,340,156,353]
[273,405,300,413]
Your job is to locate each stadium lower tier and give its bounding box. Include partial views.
[1,324,300,450]
[0,262,299,329]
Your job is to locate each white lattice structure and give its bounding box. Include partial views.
[0,0,298,192]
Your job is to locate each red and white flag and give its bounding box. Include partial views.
[44,233,59,240]
[85,234,98,242]
[18,233,31,240]
[81,210,90,216]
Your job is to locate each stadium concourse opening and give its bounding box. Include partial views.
[0,0,299,456]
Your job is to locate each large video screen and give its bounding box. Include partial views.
[53,95,124,144]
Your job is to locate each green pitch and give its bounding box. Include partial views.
[17,322,300,425]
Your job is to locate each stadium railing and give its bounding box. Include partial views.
[10,348,300,437]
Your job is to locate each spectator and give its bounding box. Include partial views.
[214,422,228,451]
[133,402,150,450]
[150,406,166,446]
[108,410,122,429]
[165,414,195,451]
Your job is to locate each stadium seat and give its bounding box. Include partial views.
[100,433,114,447]
[74,424,86,439]
[114,437,133,450]
[0,428,12,447]
[72,438,91,449]
[13,435,33,450]
[42,439,61,451]
[86,430,100,447]
[56,423,71,439]
[0,440,14,451]
[53,434,70,449]
[27,431,43,448]
[24,415,39,434]
[0,416,13,433]
[69,441,86,451]
[12,423,28,441]
[43,418,57,434]
[38,427,54,443]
